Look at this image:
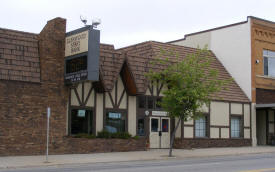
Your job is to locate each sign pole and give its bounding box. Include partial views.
[46,107,50,163]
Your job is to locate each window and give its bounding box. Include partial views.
[151,118,159,132]
[71,109,93,135]
[195,116,207,137]
[137,119,145,136]
[138,96,146,108]
[156,97,162,109]
[105,112,125,133]
[162,119,169,132]
[231,117,241,138]
[263,50,275,77]
[137,96,163,110]
[148,97,154,109]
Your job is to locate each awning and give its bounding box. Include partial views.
[256,103,275,109]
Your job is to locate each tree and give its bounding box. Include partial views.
[146,47,231,157]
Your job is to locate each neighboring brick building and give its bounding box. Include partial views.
[0,17,251,156]
[170,16,275,146]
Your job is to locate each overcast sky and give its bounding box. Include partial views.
[1,0,275,48]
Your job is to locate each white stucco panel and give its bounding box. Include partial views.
[105,93,113,108]
[210,128,219,138]
[119,93,127,109]
[128,96,136,136]
[96,93,104,134]
[175,118,181,138]
[184,119,193,125]
[244,104,250,127]
[231,103,242,115]
[184,127,193,138]
[70,89,79,106]
[221,128,229,138]
[244,129,250,139]
[210,101,229,126]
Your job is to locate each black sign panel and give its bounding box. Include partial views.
[65,26,100,85]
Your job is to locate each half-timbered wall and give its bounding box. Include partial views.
[175,101,251,140]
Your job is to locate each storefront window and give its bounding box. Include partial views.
[71,109,93,135]
[105,112,125,133]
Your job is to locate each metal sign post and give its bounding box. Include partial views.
[46,107,50,163]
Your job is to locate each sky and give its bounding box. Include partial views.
[1,0,275,48]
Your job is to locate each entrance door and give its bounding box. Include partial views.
[149,117,170,148]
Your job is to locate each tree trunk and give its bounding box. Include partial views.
[169,118,181,157]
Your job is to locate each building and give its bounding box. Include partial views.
[169,16,275,146]
[0,17,251,156]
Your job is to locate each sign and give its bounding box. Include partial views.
[64,26,100,84]
[152,111,168,116]
[65,30,89,57]
[108,112,121,119]
[77,110,86,117]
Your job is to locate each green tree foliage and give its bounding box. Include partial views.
[146,47,231,157]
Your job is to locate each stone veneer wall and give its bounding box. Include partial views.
[174,138,251,149]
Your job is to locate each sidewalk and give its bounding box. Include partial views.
[1,146,275,169]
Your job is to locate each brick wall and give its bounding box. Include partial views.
[174,138,251,149]
[0,17,69,156]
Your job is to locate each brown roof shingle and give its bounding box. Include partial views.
[118,41,250,103]
[0,28,40,83]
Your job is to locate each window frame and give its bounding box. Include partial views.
[69,106,94,135]
[104,109,127,133]
[263,49,275,78]
[194,113,209,138]
[230,115,243,138]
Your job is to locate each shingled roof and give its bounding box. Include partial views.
[0,28,40,82]
[117,41,250,103]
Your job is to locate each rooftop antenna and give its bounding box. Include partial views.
[80,15,87,26]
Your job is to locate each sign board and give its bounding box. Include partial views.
[108,112,121,119]
[77,110,86,117]
[65,26,100,84]
[152,111,168,116]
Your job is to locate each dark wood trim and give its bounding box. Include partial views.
[148,83,153,95]
[108,92,115,108]
[266,109,269,144]
[181,118,184,139]
[81,82,84,104]
[157,82,164,96]
[219,128,221,138]
[250,103,252,139]
[93,92,97,135]
[183,124,194,127]
[229,102,231,138]
[211,99,250,104]
[68,87,72,135]
[103,92,106,131]
[74,87,82,106]
[210,125,229,128]
[115,81,118,106]
[117,89,126,109]
[244,127,251,129]
[84,84,94,106]
[242,103,245,137]
[126,94,129,132]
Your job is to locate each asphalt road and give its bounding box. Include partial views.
[1,153,275,172]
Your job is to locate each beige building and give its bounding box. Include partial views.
[169,16,275,146]
[68,41,251,149]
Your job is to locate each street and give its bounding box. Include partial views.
[1,153,275,172]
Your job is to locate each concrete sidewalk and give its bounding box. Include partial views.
[1,146,275,169]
